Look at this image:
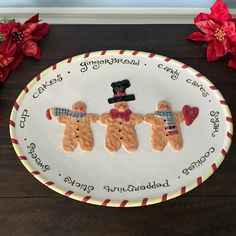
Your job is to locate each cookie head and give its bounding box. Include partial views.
[114,102,129,112]
[157,101,171,111]
[72,101,87,112]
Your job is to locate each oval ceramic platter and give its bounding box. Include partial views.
[10,50,233,207]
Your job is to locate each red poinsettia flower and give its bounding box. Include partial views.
[227,55,236,68]
[0,37,24,68]
[187,0,236,68]
[0,38,17,68]
[0,37,24,83]
[0,14,50,60]
[17,14,50,59]
[0,21,21,38]
[0,55,23,83]
[0,14,49,120]
[10,51,24,71]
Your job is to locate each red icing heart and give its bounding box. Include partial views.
[182,105,199,126]
[46,109,52,120]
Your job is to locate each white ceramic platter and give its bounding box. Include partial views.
[10,50,233,207]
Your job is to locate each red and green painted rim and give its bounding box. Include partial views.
[9,50,233,207]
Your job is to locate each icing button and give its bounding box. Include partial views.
[120,137,123,140]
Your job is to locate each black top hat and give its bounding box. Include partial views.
[108,79,135,104]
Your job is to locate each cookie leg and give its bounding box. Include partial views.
[122,135,138,152]
[105,134,121,153]
[151,131,167,152]
[79,131,94,152]
[168,134,183,151]
[62,136,78,152]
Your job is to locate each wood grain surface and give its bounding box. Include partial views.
[0,25,235,236]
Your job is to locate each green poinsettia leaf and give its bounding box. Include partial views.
[0,18,15,23]
[0,33,6,42]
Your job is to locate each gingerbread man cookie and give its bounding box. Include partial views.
[46,101,98,152]
[144,101,199,152]
[99,102,143,153]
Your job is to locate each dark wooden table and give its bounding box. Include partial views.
[0,25,235,236]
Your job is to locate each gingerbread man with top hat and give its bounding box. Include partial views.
[99,79,143,153]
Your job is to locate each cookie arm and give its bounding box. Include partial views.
[99,113,109,125]
[144,114,156,125]
[174,112,184,124]
[131,113,143,124]
[46,107,72,121]
[57,115,69,124]
[88,113,99,123]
